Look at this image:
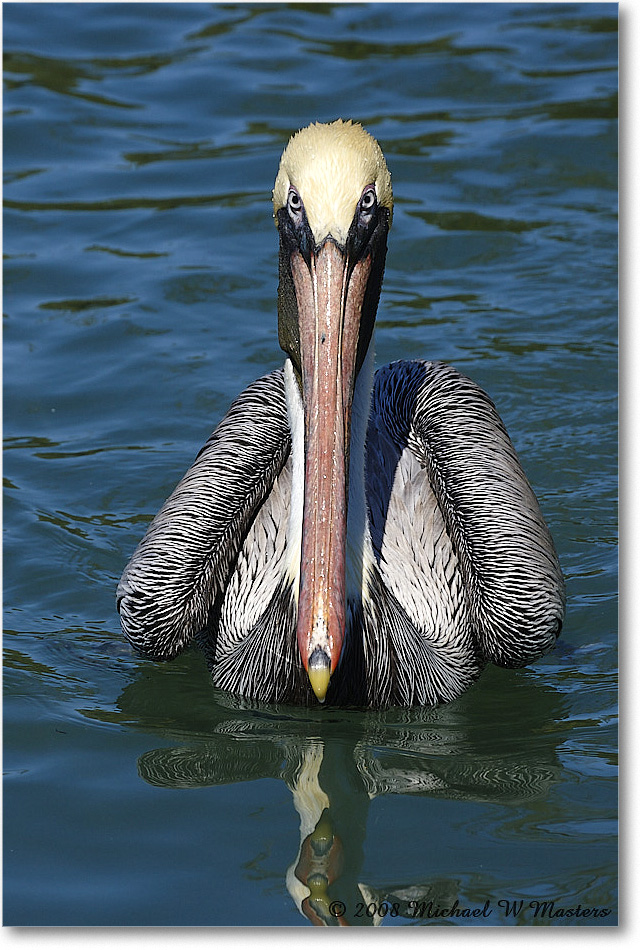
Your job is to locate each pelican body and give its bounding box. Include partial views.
[117,120,565,708]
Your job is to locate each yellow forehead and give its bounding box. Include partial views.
[272,119,393,245]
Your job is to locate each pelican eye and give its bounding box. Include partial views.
[287,187,304,223]
[359,185,377,218]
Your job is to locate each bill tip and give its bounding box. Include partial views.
[308,648,332,702]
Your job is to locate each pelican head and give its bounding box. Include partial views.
[272,119,394,702]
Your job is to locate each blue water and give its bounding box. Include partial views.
[3,2,617,927]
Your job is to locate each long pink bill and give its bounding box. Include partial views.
[289,240,371,701]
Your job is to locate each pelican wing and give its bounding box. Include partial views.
[117,369,291,661]
[372,360,565,669]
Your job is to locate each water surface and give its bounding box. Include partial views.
[3,1,617,927]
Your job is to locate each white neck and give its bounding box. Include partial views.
[283,340,376,606]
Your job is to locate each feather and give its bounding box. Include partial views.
[118,359,565,707]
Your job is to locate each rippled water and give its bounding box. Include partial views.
[4,2,617,927]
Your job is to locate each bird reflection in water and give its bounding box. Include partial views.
[287,747,348,926]
[128,673,562,927]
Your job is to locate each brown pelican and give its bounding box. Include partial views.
[117,119,565,708]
